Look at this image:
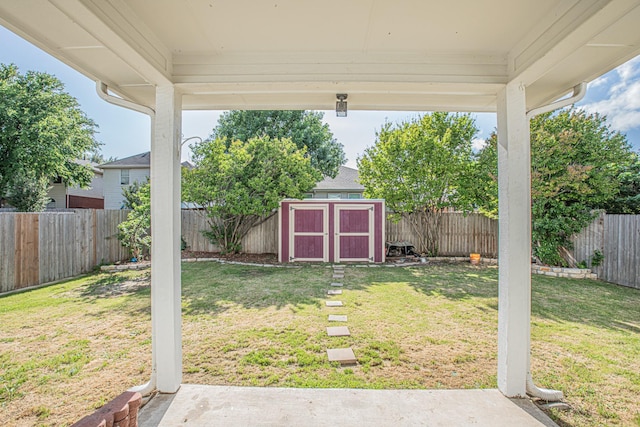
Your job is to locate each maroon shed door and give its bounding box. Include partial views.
[334,204,374,262]
[289,204,328,262]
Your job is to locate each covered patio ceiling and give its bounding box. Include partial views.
[1,0,640,113]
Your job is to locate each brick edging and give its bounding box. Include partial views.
[71,391,142,427]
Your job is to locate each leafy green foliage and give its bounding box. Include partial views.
[120,180,146,210]
[476,108,636,265]
[118,181,151,260]
[6,171,51,212]
[590,250,604,268]
[357,113,479,255]
[209,110,345,177]
[0,64,98,208]
[597,154,640,214]
[182,136,321,253]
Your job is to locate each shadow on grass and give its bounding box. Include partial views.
[530,274,640,333]
[78,261,639,335]
[181,263,328,316]
[387,262,640,335]
[183,262,496,316]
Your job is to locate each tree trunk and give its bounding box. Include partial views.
[406,208,443,256]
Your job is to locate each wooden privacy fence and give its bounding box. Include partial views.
[12,210,637,293]
[182,210,498,257]
[385,212,498,257]
[572,213,640,289]
[0,210,128,293]
[181,210,279,254]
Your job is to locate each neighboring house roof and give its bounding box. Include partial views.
[99,152,194,170]
[314,166,364,192]
[76,159,103,175]
[99,152,151,169]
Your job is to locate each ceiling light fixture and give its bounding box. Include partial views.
[336,94,348,117]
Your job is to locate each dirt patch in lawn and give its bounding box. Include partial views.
[78,273,151,298]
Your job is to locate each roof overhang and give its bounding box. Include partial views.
[1,0,639,112]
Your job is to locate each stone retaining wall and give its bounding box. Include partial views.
[532,265,597,279]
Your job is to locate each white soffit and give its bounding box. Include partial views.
[0,0,639,111]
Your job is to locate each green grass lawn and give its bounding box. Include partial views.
[0,261,638,426]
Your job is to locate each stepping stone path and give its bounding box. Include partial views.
[326,264,357,365]
[327,326,350,337]
[327,348,357,365]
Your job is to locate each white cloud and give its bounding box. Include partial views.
[588,75,609,89]
[472,138,487,151]
[580,55,640,132]
[615,55,640,82]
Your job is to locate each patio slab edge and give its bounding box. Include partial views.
[140,385,558,427]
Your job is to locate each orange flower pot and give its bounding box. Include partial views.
[470,253,481,265]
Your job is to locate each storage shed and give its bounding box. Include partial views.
[279,199,385,263]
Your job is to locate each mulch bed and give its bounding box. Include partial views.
[181,251,280,264]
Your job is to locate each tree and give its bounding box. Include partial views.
[209,110,345,177]
[0,64,98,209]
[85,149,116,165]
[121,180,146,210]
[357,112,479,255]
[598,153,640,214]
[182,136,321,253]
[6,171,51,212]
[118,180,151,261]
[476,108,636,265]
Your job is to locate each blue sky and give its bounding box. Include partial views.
[1,25,639,168]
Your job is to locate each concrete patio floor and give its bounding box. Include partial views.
[139,384,558,426]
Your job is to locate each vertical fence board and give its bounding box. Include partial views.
[14,214,39,288]
[0,214,16,292]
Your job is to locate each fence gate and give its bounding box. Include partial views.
[279,199,385,263]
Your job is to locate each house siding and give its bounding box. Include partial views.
[47,183,67,209]
[103,168,150,209]
[67,173,103,199]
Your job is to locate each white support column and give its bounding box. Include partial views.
[496,81,530,397]
[151,85,182,393]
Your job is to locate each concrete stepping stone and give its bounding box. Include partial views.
[327,326,351,336]
[330,282,343,287]
[327,289,343,295]
[327,348,357,365]
[332,265,345,268]
[325,300,344,307]
[332,274,344,279]
[328,314,348,322]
